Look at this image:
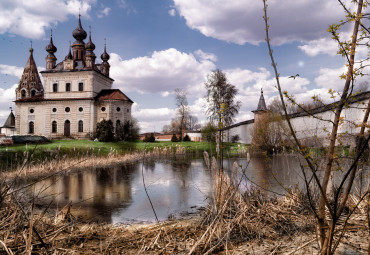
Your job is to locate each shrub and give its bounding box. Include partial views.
[183,134,191,142]
[144,133,156,143]
[115,118,140,141]
[171,134,178,142]
[231,135,240,143]
[95,120,114,142]
[201,122,217,142]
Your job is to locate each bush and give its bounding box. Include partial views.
[171,134,178,142]
[201,122,217,142]
[144,133,156,143]
[95,120,114,142]
[231,135,240,143]
[115,119,140,141]
[183,134,191,142]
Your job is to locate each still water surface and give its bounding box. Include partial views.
[23,155,369,224]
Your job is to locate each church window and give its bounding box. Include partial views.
[21,90,26,98]
[29,109,34,114]
[66,83,71,92]
[65,107,70,112]
[52,108,57,112]
[101,107,106,112]
[52,121,57,133]
[116,120,121,133]
[53,83,58,92]
[78,120,83,132]
[116,107,121,112]
[78,82,84,91]
[31,90,36,97]
[29,122,34,134]
[79,107,83,112]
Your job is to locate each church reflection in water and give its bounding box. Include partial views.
[24,156,369,223]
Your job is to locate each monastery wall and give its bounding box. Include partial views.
[224,97,369,147]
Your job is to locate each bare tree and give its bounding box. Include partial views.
[263,0,370,254]
[175,88,189,140]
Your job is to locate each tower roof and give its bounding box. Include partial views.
[2,110,15,128]
[85,26,96,51]
[45,30,57,54]
[72,15,87,42]
[253,88,267,112]
[101,39,110,61]
[17,48,43,92]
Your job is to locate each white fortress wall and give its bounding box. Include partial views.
[224,95,370,147]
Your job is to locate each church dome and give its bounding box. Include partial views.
[45,31,57,53]
[85,30,96,51]
[72,15,87,42]
[101,43,110,61]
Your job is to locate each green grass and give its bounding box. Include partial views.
[0,140,248,171]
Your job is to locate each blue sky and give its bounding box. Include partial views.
[0,0,368,132]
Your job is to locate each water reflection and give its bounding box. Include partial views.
[22,155,369,224]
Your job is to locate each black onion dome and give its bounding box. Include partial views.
[72,15,87,42]
[46,31,57,53]
[85,30,95,51]
[101,43,110,61]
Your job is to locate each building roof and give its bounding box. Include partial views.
[224,90,370,131]
[95,89,134,103]
[14,94,44,103]
[252,89,267,112]
[17,48,43,92]
[2,111,15,128]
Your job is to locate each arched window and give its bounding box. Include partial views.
[29,122,34,134]
[31,90,36,97]
[116,120,121,133]
[52,121,57,133]
[21,90,26,98]
[78,82,84,91]
[78,120,83,132]
[53,83,58,92]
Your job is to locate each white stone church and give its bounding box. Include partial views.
[14,16,133,139]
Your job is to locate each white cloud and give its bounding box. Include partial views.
[299,31,369,58]
[315,66,347,90]
[194,49,217,62]
[168,9,176,17]
[0,64,23,77]
[0,0,93,39]
[133,105,176,132]
[0,83,17,125]
[97,6,111,18]
[110,48,216,94]
[172,0,349,45]
[161,91,170,97]
[298,38,338,57]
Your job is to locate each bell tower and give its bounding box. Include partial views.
[15,47,44,100]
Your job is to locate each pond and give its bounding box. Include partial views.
[20,154,369,224]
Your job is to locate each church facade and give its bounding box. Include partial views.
[14,17,133,139]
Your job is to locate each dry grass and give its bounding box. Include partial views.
[0,152,368,254]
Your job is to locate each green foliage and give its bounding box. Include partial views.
[204,69,241,126]
[171,134,178,142]
[143,133,156,143]
[201,122,217,142]
[115,119,140,141]
[95,119,114,142]
[231,135,240,143]
[183,134,191,142]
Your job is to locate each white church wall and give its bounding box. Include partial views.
[42,71,112,99]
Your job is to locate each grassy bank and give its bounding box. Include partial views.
[0,140,248,172]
